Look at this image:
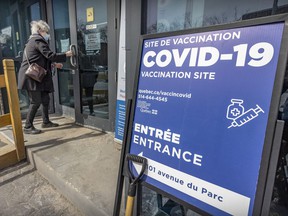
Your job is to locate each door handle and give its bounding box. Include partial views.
[70,44,77,67]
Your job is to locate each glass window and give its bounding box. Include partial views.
[270,65,288,215]
[0,0,43,114]
[141,186,201,216]
[0,1,15,58]
[52,0,74,108]
[143,0,288,34]
[29,2,41,21]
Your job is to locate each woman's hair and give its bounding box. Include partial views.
[30,20,50,34]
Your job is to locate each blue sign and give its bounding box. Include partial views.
[129,23,285,216]
[115,99,126,141]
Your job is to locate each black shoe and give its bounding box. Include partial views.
[42,121,59,128]
[23,126,42,134]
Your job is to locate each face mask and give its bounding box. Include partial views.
[43,34,50,41]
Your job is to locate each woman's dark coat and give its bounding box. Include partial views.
[18,34,66,92]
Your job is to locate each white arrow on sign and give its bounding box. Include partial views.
[133,153,250,216]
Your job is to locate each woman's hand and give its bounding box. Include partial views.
[65,50,73,57]
[54,63,63,69]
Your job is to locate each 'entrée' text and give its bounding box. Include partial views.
[134,123,180,144]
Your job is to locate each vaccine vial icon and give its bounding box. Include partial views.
[226,99,244,120]
[228,104,264,128]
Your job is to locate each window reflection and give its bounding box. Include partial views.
[0,34,13,58]
[78,29,109,117]
[141,186,201,216]
[76,0,109,118]
[52,0,74,108]
[29,2,41,21]
[143,0,288,34]
[271,67,288,215]
[0,1,42,114]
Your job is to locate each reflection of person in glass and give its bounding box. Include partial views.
[77,31,98,116]
[18,20,73,134]
[82,71,98,116]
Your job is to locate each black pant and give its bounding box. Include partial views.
[25,91,50,128]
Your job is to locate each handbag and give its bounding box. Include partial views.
[24,49,47,82]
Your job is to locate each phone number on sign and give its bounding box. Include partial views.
[138,94,168,102]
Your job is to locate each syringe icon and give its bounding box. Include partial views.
[228,104,264,128]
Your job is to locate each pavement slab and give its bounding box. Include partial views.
[0,162,83,216]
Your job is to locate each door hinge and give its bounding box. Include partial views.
[115,71,118,82]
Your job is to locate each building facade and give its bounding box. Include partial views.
[0,0,288,215]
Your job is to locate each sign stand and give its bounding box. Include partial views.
[114,15,288,216]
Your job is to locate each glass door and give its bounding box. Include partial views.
[70,0,117,131]
[76,0,109,119]
[51,0,75,117]
[54,0,117,131]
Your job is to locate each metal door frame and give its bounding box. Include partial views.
[48,0,118,131]
[67,0,119,131]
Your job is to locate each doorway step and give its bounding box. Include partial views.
[0,115,123,216]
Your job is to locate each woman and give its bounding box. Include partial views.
[18,20,72,134]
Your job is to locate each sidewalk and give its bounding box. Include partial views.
[0,162,83,216]
[0,115,124,216]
